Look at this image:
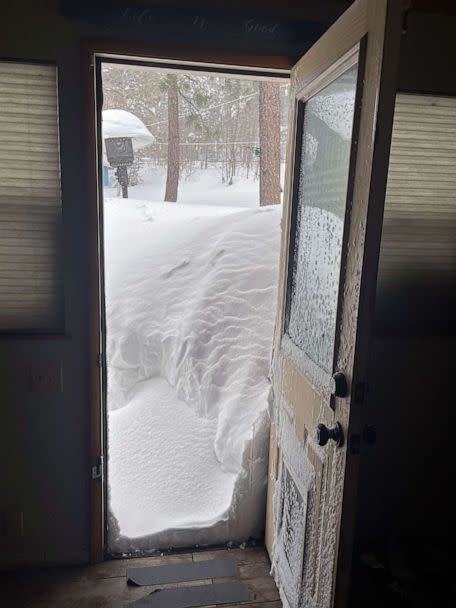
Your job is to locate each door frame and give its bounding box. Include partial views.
[82,38,293,563]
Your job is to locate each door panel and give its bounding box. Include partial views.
[266,1,403,607]
[284,61,359,391]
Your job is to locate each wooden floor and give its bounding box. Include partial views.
[0,546,281,608]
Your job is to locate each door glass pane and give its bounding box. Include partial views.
[286,65,358,372]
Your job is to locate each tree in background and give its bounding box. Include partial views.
[259,82,281,206]
[164,74,180,202]
[179,75,258,184]
[102,63,288,205]
[102,64,167,127]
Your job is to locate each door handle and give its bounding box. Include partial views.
[315,422,344,447]
[330,372,348,398]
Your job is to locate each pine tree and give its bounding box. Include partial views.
[102,63,288,200]
[259,82,281,206]
[164,73,180,202]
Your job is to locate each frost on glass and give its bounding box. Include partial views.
[276,465,307,606]
[282,468,306,575]
[287,65,358,373]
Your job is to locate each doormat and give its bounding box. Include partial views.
[127,558,238,587]
[129,580,249,607]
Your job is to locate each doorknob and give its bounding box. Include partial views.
[315,422,344,447]
[330,372,348,398]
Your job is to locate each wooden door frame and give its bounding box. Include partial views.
[82,38,293,564]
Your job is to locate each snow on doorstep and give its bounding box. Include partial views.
[109,377,235,538]
[105,196,281,552]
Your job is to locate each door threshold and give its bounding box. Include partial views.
[105,540,265,562]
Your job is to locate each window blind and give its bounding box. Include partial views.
[376,93,456,328]
[0,62,64,331]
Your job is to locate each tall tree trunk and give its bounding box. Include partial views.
[164,74,179,202]
[259,82,281,206]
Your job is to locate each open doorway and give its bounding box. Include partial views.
[97,57,289,555]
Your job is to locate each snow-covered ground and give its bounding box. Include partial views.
[104,172,282,553]
[104,166,265,208]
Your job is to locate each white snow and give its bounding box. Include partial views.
[104,166,265,207]
[109,378,235,538]
[104,186,281,552]
[102,109,155,151]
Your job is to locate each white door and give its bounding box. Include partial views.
[266,1,403,607]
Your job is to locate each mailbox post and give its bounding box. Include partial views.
[105,137,135,198]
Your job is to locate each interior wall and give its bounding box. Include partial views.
[0,6,90,568]
[356,336,456,544]
[0,0,350,570]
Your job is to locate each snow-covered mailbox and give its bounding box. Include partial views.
[102,109,155,198]
[105,137,134,198]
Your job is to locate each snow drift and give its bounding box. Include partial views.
[105,197,281,553]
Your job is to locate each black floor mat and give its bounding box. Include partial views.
[127,558,238,587]
[129,580,249,608]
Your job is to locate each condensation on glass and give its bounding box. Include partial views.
[286,65,358,372]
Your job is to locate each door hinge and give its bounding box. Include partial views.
[363,424,377,447]
[91,455,104,480]
[97,353,103,368]
[349,433,361,455]
[354,382,367,404]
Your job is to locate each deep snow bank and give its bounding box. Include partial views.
[105,198,281,552]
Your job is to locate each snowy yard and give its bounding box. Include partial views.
[104,174,281,553]
[104,165,264,208]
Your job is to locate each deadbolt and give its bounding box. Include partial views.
[330,372,348,398]
[316,422,344,448]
